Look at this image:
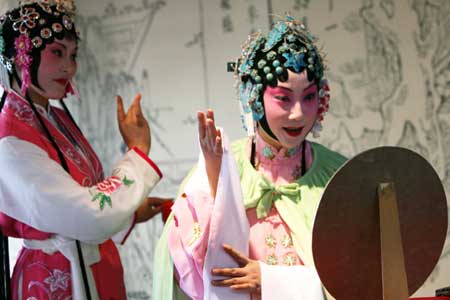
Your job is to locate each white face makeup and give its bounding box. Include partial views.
[29,37,77,100]
[262,69,319,149]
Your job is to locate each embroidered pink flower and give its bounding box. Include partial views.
[96,176,123,196]
[91,176,135,210]
[14,34,33,94]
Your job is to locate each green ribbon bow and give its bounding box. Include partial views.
[246,176,301,219]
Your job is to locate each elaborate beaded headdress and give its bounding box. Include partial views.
[232,15,330,138]
[0,0,78,96]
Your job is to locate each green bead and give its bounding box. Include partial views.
[278,44,287,53]
[266,73,274,81]
[255,76,262,83]
[289,43,298,51]
[257,83,264,91]
[267,51,277,60]
[257,59,266,69]
[276,66,283,74]
[264,66,271,74]
[273,60,280,67]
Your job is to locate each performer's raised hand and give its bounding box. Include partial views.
[198,109,223,198]
[211,244,261,295]
[117,94,151,155]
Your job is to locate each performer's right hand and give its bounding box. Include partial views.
[198,109,223,199]
[117,93,151,155]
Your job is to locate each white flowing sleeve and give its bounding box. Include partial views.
[0,136,162,244]
[110,211,136,245]
[259,262,325,300]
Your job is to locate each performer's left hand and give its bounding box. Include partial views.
[211,244,261,295]
[135,197,172,223]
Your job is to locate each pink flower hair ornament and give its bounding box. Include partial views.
[14,34,33,95]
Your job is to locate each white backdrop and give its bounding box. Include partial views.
[1,0,450,299]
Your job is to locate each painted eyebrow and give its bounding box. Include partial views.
[53,42,78,52]
[275,83,316,93]
[274,86,293,92]
[53,41,66,49]
[303,83,316,91]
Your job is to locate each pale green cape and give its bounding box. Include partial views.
[152,139,346,299]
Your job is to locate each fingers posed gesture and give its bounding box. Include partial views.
[198,109,223,199]
[117,94,151,155]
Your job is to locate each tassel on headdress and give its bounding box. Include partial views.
[0,23,12,92]
[0,55,12,92]
[65,79,80,100]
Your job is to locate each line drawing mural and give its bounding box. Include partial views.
[193,0,210,106]
[1,0,449,298]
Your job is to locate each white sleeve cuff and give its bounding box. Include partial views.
[260,262,324,300]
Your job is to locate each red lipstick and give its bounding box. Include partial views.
[284,127,303,137]
[54,79,68,86]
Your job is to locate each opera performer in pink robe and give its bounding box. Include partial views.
[153,15,346,300]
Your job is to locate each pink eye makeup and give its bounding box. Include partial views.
[266,86,293,102]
